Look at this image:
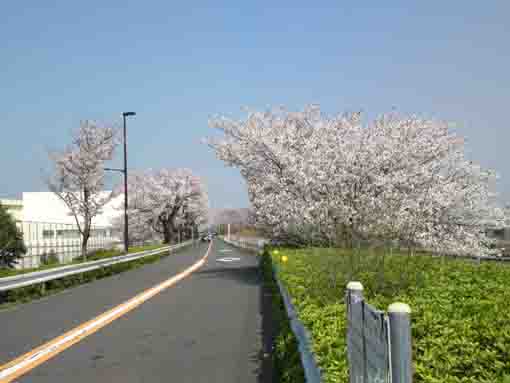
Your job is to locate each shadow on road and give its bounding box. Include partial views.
[194,262,274,382]
[194,265,260,286]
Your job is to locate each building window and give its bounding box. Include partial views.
[42,230,55,239]
[56,230,81,239]
[91,229,108,238]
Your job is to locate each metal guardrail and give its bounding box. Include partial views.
[275,270,323,382]
[0,241,193,292]
[222,236,322,382]
[221,236,267,251]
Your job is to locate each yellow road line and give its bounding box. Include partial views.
[0,242,213,382]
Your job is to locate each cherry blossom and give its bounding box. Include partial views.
[48,120,118,258]
[207,106,503,255]
[117,168,208,244]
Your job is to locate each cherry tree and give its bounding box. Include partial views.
[109,208,157,245]
[120,168,208,244]
[48,121,118,259]
[207,106,504,255]
[212,208,249,237]
[175,177,209,240]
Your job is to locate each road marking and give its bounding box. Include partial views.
[0,242,213,383]
[218,249,233,253]
[216,257,241,263]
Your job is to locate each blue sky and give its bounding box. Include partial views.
[1,1,509,209]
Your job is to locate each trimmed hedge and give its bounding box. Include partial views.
[0,245,184,308]
[261,252,306,383]
[268,247,510,383]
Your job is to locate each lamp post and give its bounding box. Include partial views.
[105,112,136,254]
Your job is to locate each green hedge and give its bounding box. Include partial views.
[268,247,510,383]
[261,252,306,383]
[0,245,183,308]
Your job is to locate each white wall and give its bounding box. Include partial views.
[22,192,123,226]
[13,192,124,268]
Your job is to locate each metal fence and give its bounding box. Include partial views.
[346,282,412,383]
[0,241,192,292]
[15,221,119,269]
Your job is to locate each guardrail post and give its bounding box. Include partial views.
[388,302,412,383]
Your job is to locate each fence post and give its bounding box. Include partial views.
[388,302,412,383]
[346,281,364,383]
[346,281,364,301]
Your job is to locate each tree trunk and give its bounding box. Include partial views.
[82,189,90,261]
[163,227,171,244]
[162,222,175,244]
[81,231,89,261]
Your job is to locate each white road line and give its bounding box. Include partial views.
[216,257,241,263]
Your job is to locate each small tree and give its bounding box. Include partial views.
[0,203,26,267]
[48,121,118,260]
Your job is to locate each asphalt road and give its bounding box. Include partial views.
[0,240,262,382]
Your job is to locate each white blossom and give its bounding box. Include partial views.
[48,120,119,258]
[115,168,208,244]
[207,106,504,255]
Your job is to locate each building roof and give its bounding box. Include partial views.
[0,198,23,205]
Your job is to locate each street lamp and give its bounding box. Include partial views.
[105,112,136,253]
[122,112,136,254]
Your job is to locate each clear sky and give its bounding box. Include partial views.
[1,1,509,209]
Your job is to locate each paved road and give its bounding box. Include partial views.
[0,241,262,382]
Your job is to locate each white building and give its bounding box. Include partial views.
[20,192,122,225]
[1,192,123,268]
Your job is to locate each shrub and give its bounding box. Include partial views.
[41,250,59,266]
[268,247,510,383]
[0,202,26,267]
[87,248,120,261]
[260,252,305,383]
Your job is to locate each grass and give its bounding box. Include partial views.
[0,243,168,278]
[268,247,510,383]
